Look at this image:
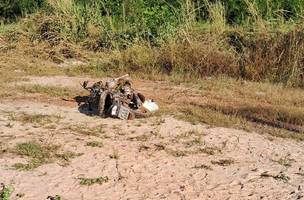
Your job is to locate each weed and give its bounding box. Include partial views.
[56,152,82,162]
[13,142,58,159]
[154,143,166,151]
[193,164,212,170]
[274,157,295,167]
[260,172,290,183]
[0,184,13,200]
[86,141,103,148]
[109,149,119,160]
[11,142,59,170]
[78,176,109,186]
[47,195,61,200]
[198,146,221,155]
[211,159,234,166]
[11,142,79,170]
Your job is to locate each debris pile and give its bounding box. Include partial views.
[82,74,159,120]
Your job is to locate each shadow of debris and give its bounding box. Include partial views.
[74,95,98,116]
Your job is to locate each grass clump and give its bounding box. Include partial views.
[78,176,109,186]
[211,159,235,166]
[274,157,295,167]
[86,141,103,148]
[193,164,212,170]
[55,151,83,165]
[11,141,79,170]
[198,146,221,155]
[0,184,13,200]
[260,172,290,183]
[12,142,59,170]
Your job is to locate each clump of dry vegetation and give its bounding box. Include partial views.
[78,176,109,186]
[86,141,103,148]
[9,112,61,127]
[211,159,235,166]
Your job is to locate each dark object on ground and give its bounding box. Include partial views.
[47,195,61,200]
[81,74,158,120]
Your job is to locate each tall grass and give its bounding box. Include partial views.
[1,0,304,87]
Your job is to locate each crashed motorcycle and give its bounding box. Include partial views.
[82,74,159,120]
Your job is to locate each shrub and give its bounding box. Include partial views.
[0,0,46,21]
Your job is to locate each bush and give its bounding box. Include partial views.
[0,0,46,21]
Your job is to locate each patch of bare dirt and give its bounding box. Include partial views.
[1,76,304,200]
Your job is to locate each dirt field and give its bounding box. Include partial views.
[1,76,304,200]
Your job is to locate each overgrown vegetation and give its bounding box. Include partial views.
[0,0,304,87]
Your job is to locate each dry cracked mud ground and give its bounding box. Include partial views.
[0,76,304,200]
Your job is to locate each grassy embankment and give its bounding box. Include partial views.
[0,0,304,138]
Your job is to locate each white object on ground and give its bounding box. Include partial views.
[143,100,159,112]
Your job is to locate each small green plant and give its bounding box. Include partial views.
[11,142,79,170]
[86,141,103,148]
[0,184,13,200]
[78,176,109,186]
[274,157,295,167]
[11,142,58,170]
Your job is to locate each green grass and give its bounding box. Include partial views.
[78,176,109,186]
[12,142,59,170]
[11,142,79,170]
[86,141,103,148]
[0,184,13,200]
